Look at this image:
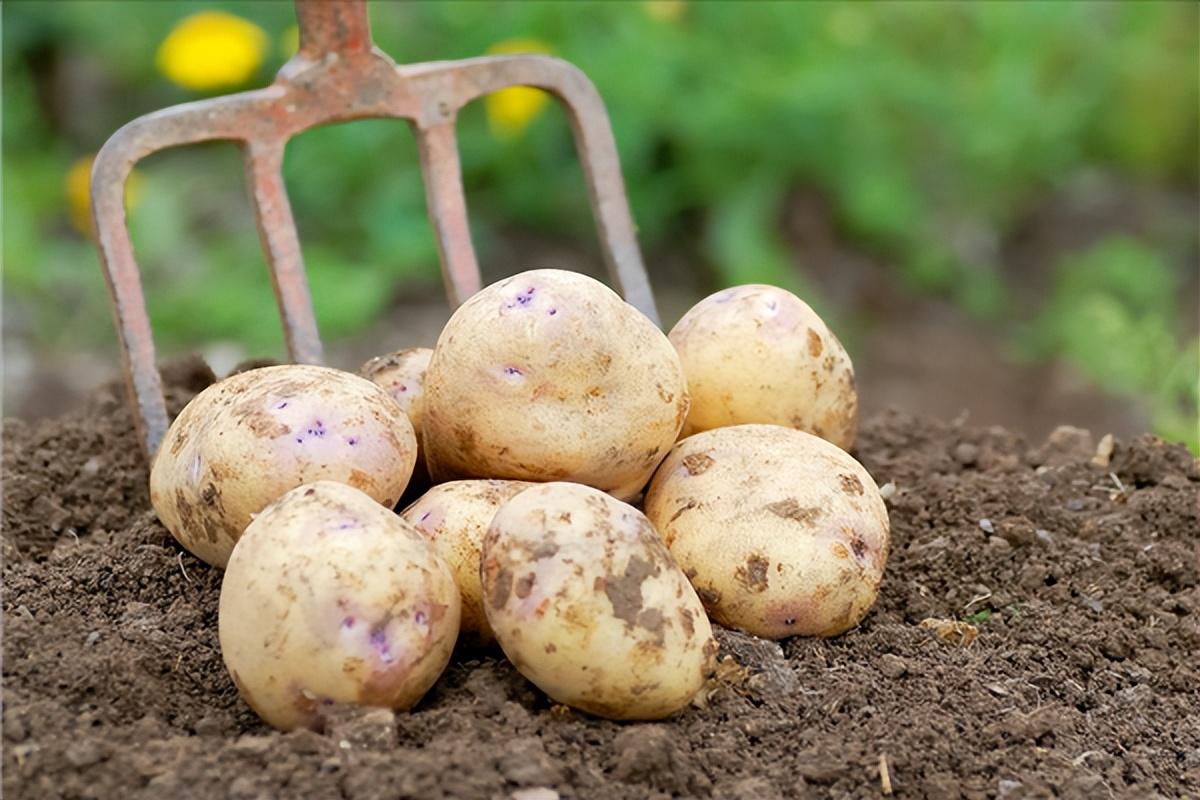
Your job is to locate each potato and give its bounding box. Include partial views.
[400,479,533,643]
[361,347,434,499]
[219,481,460,731]
[644,424,889,639]
[359,347,432,444]
[150,365,417,567]
[422,269,688,501]
[669,284,857,448]
[482,482,716,720]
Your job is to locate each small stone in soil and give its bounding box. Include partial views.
[64,741,104,767]
[498,737,563,786]
[879,654,908,678]
[511,790,559,800]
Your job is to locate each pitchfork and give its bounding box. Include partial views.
[91,0,657,461]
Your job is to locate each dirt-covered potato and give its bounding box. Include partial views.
[400,479,533,643]
[482,482,716,720]
[422,269,688,501]
[644,424,889,639]
[150,365,417,567]
[669,284,857,448]
[360,347,432,443]
[219,481,460,731]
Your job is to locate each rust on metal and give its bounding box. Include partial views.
[91,0,657,463]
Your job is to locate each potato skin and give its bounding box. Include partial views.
[400,479,533,643]
[482,482,716,720]
[150,365,417,567]
[219,481,460,731]
[361,348,434,497]
[422,269,688,501]
[644,425,889,639]
[669,284,857,448]
[360,347,432,440]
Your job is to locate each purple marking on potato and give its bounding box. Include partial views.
[342,616,355,629]
[296,419,328,442]
[504,285,538,310]
[414,507,444,530]
[273,400,289,410]
[190,454,202,483]
[369,629,395,663]
[346,437,358,446]
[397,384,408,393]
[548,308,558,316]
[502,366,524,379]
[766,300,778,311]
[336,519,357,530]
[415,610,428,626]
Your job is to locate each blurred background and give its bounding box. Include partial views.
[4,1,1198,450]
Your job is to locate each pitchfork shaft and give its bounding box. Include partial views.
[296,0,372,56]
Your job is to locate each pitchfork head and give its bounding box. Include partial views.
[91,0,656,461]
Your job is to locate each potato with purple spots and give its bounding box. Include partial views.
[482,482,716,720]
[360,347,432,447]
[150,365,417,567]
[644,425,889,639]
[400,479,533,643]
[219,481,460,731]
[422,269,689,501]
[669,284,857,448]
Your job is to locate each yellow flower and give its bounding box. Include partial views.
[156,11,268,91]
[485,39,553,141]
[66,155,143,237]
[644,1,687,23]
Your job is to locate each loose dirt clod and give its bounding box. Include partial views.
[3,364,1198,799]
[919,617,980,646]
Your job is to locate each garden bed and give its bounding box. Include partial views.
[3,357,1197,799]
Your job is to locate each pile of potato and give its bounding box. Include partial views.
[150,270,889,730]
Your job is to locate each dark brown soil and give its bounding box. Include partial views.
[4,359,1198,800]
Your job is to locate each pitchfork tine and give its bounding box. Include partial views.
[92,92,281,460]
[92,0,657,465]
[402,55,660,325]
[415,121,484,307]
[243,141,324,365]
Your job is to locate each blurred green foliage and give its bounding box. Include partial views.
[3,1,1197,444]
[1023,238,1199,450]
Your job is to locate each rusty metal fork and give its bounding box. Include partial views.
[91,0,657,462]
